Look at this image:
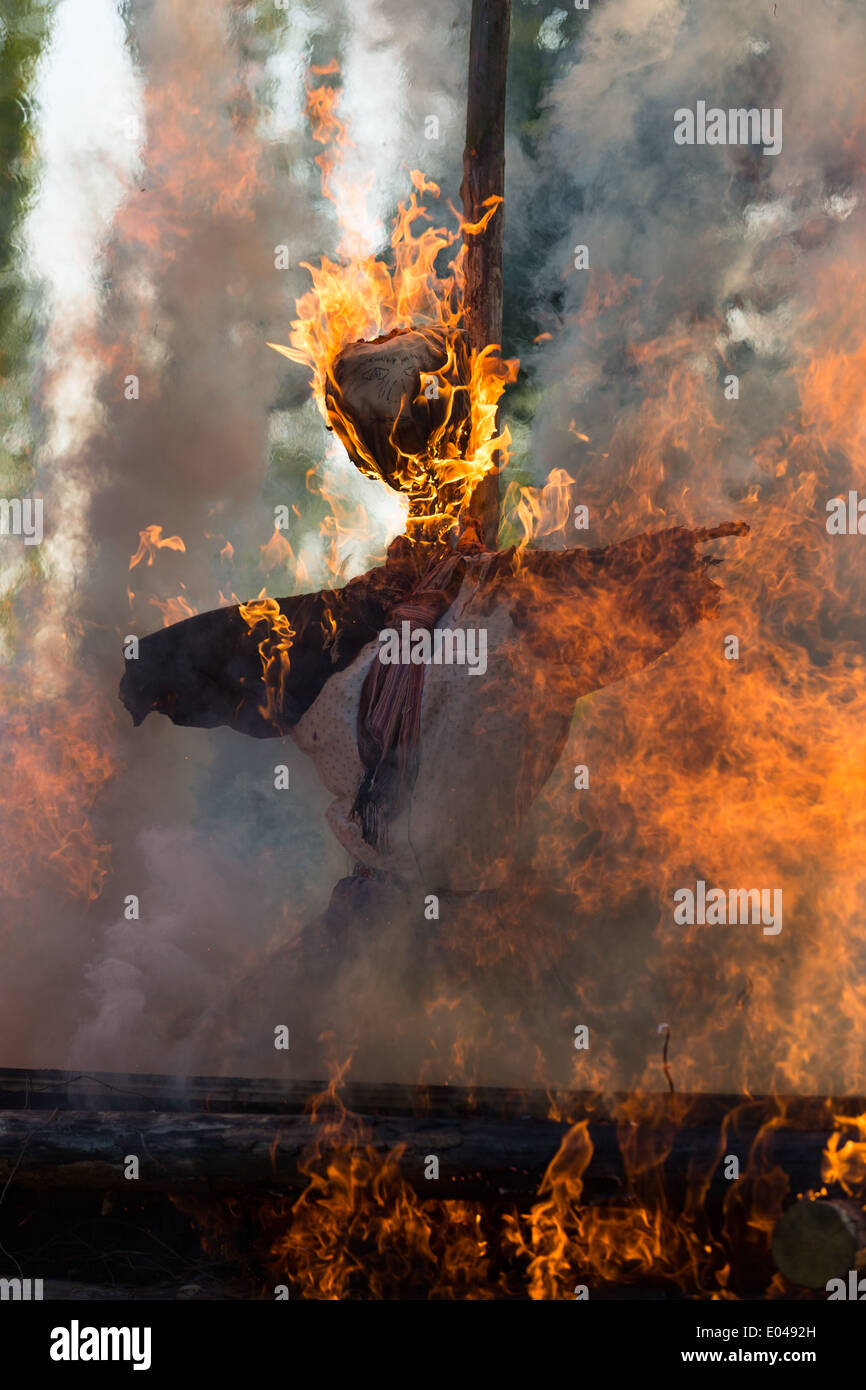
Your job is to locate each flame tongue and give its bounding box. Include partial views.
[268,64,518,541]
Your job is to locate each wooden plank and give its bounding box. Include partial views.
[0,1105,842,1201]
[0,1068,861,1127]
[0,1068,566,1117]
[37,1280,230,1302]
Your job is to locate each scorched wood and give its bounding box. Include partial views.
[0,1107,844,1202]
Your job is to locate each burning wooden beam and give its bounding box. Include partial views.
[461,0,511,547]
[0,1108,842,1204]
[1,1066,852,1123]
[0,1068,859,1216]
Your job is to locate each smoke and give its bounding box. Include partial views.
[513,0,864,517]
[503,0,866,1095]
[4,0,865,1097]
[0,0,475,1079]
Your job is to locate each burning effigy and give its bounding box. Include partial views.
[117,52,752,1010]
[119,180,748,1012]
[6,0,866,1319]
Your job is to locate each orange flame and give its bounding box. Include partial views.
[238,596,295,726]
[267,65,517,539]
[149,593,198,626]
[823,1114,866,1196]
[129,524,186,570]
[0,670,114,903]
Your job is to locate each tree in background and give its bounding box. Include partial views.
[0,0,57,644]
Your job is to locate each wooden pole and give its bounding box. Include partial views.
[461,0,510,549]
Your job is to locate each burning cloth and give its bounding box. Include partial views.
[120,520,746,893]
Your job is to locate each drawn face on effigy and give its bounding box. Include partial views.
[325,327,471,503]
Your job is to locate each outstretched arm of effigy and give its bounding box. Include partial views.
[118,566,398,738]
[503,521,749,690]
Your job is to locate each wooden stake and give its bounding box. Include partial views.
[461,0,510,549]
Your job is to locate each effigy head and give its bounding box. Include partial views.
[325,327,471,501]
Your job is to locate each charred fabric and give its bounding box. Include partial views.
[119,325,748,946]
